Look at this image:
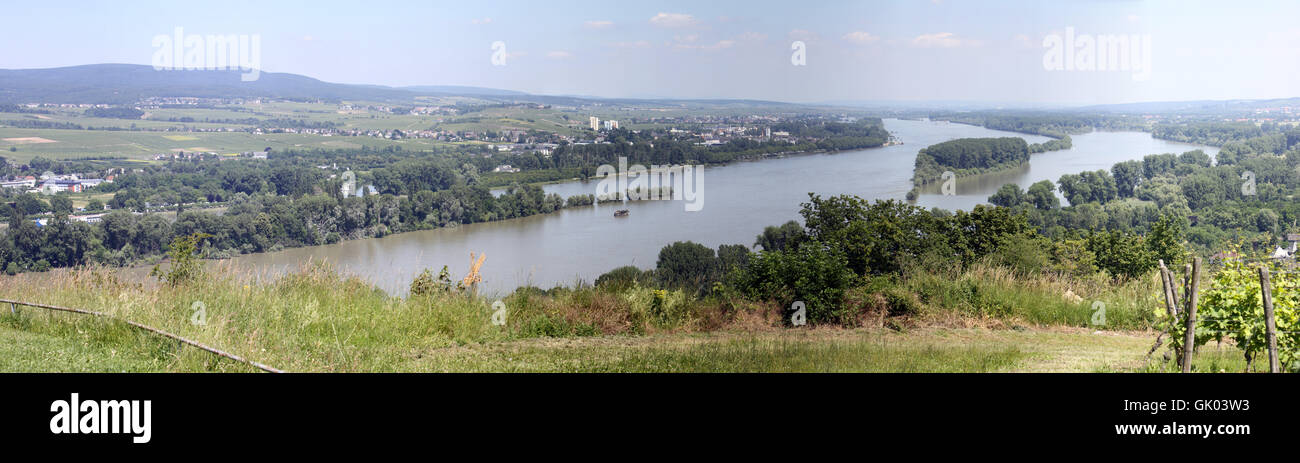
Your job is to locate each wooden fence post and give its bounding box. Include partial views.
[1259,266,1281,373]
[1146,260,1181,359]
[1158,260,1177,318]
[1182,258,1202,373]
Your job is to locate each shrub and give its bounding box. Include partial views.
[656,241,717,292]
[595,265,653,292]
[980,234,1051,277]
[736,242,858,325]
[410,266,453,297]
[149,232,211,286]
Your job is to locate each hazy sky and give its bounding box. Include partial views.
[3,0,1299,105]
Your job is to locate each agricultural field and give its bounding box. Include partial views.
[0,100,608,159]
[0,126,451,161]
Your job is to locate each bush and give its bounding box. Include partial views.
[656,241,717,292]
[410,266,453,297]
[595,265,654,292]
[149,233,211,286]
[515,314,599,338]
[754,220,806,252]
[980,234,1051,277]
[735,242,858,325]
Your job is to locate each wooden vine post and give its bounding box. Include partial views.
[1259,266,1281,373]
[1181,258,1201,373]
[1149,260,1180,359]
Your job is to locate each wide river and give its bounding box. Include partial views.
[229,118,1217,296]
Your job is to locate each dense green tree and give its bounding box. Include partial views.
[989,183,1025,207]
[735,242,857,325]
[753,220,806,252]
[14,193,47,215]
[1111,160,1143,198]
[655,241,718,291]
[48,194,73,215]
[1026,180,1059,210]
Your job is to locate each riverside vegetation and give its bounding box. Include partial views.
[7,114,1300,371]
[0,119,888,274]
[1,190,1190,372]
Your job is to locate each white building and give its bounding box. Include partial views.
[589,116,599,130]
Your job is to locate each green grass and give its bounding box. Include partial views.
[899,264,1161,330]
[567,337,1024,373]
[0,262,1241,373]
[1104,341,1261,373]
[400,327,1168,372]
[0,320,167,372]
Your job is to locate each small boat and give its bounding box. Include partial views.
[614,209,629,217]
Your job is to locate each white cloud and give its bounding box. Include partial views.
[911,32,979,48]
[471,17,492,25]
[789,29,820,42]
[707,40,735,50]
[584,20,614,30]
[610,40,652,49]
[546,51,574,59]
[650,12,698,28]
[1012,33,1034,49]
[841,31,880,45]
[673,38,735,51]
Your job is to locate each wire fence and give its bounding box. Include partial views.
[0,297,284,373]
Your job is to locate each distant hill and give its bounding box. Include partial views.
[0,63,805,109]
[0,64,440,104]
[398,85,527,97]
[1081,97,1300,114]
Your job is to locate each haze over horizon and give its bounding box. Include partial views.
[3,0,1300,106]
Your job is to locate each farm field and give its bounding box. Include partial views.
[0,126,451,161]
[0,100,618,159]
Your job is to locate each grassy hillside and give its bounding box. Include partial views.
[0,261,1231,373]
